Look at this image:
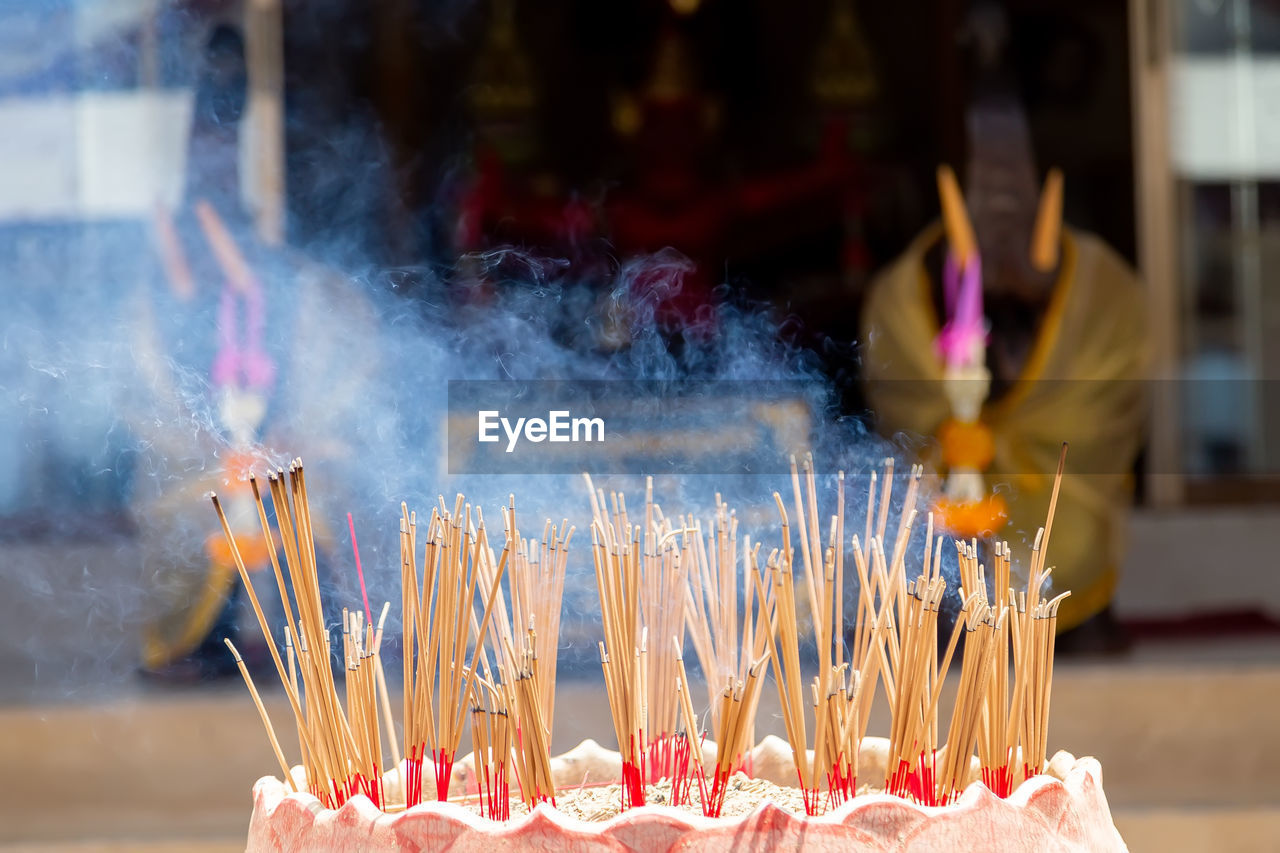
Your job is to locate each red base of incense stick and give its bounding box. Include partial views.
[403,755,423,809]
[620,759,646,809]
[983,763,1016,799]
[669,735,695,807]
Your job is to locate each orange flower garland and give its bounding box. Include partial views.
[938,418,995,470]
[934,493,1008,539]
[934,419,1006,538]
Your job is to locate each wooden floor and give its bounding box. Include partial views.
[1,653,1277,852]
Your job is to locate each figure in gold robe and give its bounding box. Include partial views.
[861,75,1146,642]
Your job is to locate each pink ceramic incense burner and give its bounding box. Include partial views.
[245,737,1126,852]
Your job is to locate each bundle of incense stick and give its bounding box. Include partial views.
[211,461,400,808]
[882,572,948,804]
[683,497,753,741]
[674,640,772,817]
[762,449,1076,812]
[965,538,1011,796]
[340,606,388,806]
[930,591,1002,803]
[467,500,570,811]
[213,461,574,817]
[938,450,1070,801]
[870,446,1071,807]
[398,496,511,806]
[584,475,689,806]
[871,470,957,806]
[501,500,572,740]
[679,497,775,816]
[762,455,918,814]
[584,476,649,806]
[1006,455,1071,791]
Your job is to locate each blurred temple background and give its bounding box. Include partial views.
[0,1,1278,851]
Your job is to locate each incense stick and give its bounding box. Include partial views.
[224,638,296,791]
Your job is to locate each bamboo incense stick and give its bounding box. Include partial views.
[224,638,296,791]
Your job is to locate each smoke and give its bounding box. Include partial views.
[0,0,949,700]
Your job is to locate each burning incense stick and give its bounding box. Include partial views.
[501,499,573,740]
[584,474,692,806]
[586,477,650,808]
[762,456,915,813]
[216,462,520,812]
[703,652,771,817]
[676,494,776,816]
[683,498,767,745]
[399,497,509,805]
[755,449,1076,812]
[467,500,567,810]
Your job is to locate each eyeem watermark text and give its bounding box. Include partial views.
[448,379,819,474]
[478,410,605,453]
